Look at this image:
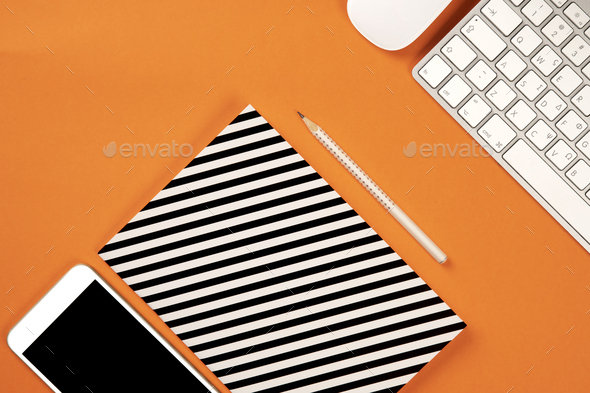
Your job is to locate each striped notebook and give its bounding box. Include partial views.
[99,105,465,393]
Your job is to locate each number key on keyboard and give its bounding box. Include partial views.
[562,35,590,67]
[512,26,543,56]
[542,15,573,46]
[523,0,553,26]
[546,139,577,170]
[461,16,507,61]
[486,80,517,110]
[567,160,590,189]
[482,0,522,36]
[526,119,557,149]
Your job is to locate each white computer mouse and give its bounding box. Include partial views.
[347,0,452,51]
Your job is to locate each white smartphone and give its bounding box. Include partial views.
[7,264,219,393]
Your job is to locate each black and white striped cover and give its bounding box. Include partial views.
[99,105,465,393]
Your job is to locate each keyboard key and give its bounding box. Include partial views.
[461,16,507,61]
[526,119,557,149]
[567,160,590,189]
[478,114,517,152]
[439,75,472,108]
[522,0,553,26]
[577,132,590,159]
[510,0,525,5]
[532,46,563,76]
[504,139,590,243]
[442,36,477,71]
[517,69,547,100]
[486,80,517,110]
[418,55,452,89]
[582,62,590,79]
[542,15,573,46]
[507,99,537,130]
[562,35,590,67]
[549,0,566,7]
[512,26,543,57]
[496,50,527,81]
[565,3,590,28]
[572,85,590,116]
[482,0,522,36]
[419,55,452,88]
[551,66,583,96]
[557,110,587,140]
[536,90,567,121]
[546,139,577,170]
[459,94,492,127]
[466,60,497,90]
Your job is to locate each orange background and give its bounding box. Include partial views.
[2,0,590,392]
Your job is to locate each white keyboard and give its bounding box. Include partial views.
[413,0,590,253]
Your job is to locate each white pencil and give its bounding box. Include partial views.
[298,112,447,264]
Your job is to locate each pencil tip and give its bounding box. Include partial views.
[297,111,304,119]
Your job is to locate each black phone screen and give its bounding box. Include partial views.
[23,280,212,393]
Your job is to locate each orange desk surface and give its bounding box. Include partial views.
[2,1,590,392]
